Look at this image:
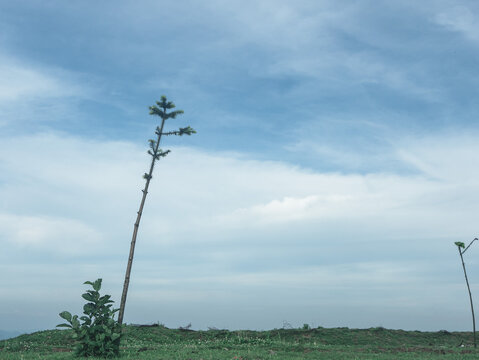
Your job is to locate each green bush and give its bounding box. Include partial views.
[57,279,123,358]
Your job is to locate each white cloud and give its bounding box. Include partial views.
[0,51,104,131]
[397,133,479,182]
[1,130,479,330]
[435,5,479,42]
[0,213,101,254]
[2,131,479,253]
[111,0,441,101]
[2,0,479,333]
[0,55,85,103]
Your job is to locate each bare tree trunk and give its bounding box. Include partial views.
[118,118,166,325]
[459,247,477,348]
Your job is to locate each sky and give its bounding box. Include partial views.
[1,0,479,334]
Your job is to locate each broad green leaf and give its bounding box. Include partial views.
[93,279,102,291]
[59,311,72,322]
[56,323,72,328]
[83,303,95,314]
[82,293,95,302]
[72,315,80,329]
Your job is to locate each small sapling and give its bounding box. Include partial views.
[455,238,478,348]
[57,279,122,357]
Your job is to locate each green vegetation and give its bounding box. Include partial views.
[1,325,478,359]
[57,279,122,357]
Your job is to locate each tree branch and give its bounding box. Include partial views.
[462,238,478,255]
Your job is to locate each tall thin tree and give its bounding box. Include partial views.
[118,96,196,325]
[455,238,478,348]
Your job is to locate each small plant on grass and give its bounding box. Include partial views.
[455,238,478,348]
[57,279,122,357]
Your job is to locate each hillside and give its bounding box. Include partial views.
[0,325,478,359]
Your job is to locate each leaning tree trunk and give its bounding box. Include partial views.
[118,117,166,325]
[458,247,477,348]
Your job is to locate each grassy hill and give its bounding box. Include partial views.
[0,325,478,359]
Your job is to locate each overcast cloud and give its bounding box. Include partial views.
[1,0,479,333]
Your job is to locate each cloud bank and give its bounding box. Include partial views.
[0,131,477,331]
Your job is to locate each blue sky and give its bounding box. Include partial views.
[2,0,479,334]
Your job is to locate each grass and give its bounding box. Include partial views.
[0,325,478,359]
